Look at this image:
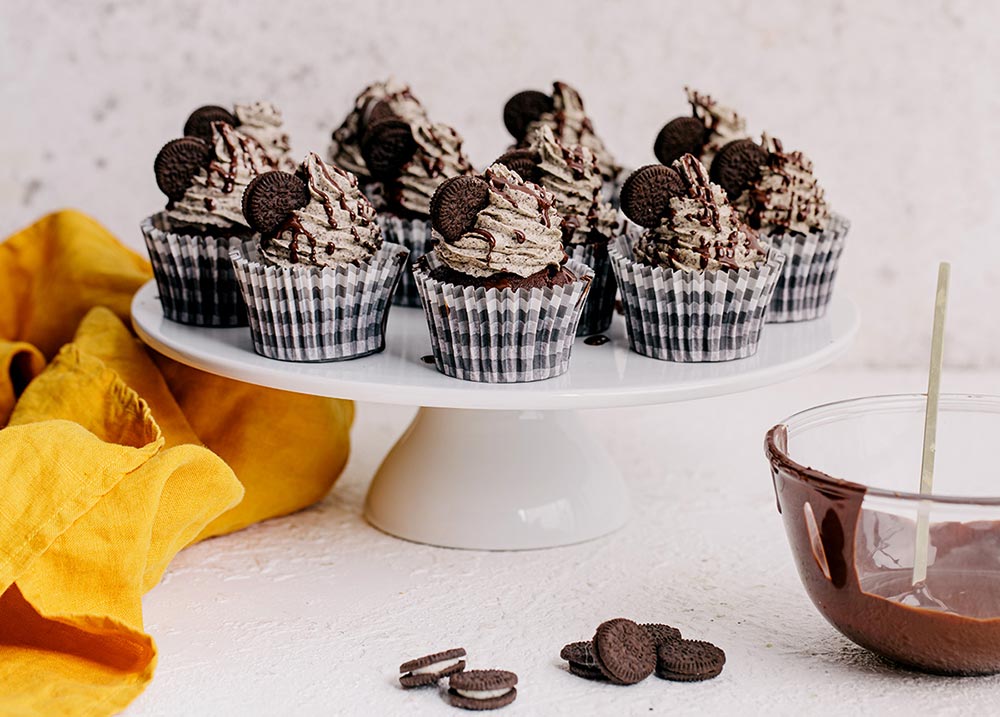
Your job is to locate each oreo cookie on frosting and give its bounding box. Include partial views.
[448,669,518,710]
[399,647,466,688]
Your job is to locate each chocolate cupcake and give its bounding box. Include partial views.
[230,152,408,361]
[498,125,622,335]
[612,155,785,362]
[413,163,594,383]
[183,101,295,170]
[712,134,849,322]
[142,121,271,326]
[654,88,750,169]
[503,81,622,203]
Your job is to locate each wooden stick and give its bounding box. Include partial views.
[912,262,950,586]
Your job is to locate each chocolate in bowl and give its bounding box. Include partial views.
[765,394,1000,675]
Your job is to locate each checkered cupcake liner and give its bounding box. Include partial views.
[610,233,786,362]
[230,241,409,362]
[764,213,849,323]
[413,256,595,383]
[567,242,617,336]
[377,213,437,308]
[141,213,248,327]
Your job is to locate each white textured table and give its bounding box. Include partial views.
[130,369,1000,717]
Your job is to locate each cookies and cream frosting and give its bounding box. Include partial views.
[524,81,620,181]
[687,87,748,166]
[436,163,566,278]
[166,122,270,231]
[528,125,619,245]
[634,154,766,272]
[261,152,381,268]
[732,133,831,235]
[234,101,294,170]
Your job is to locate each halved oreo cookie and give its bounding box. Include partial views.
[429,175,490,243]
[154,137,213,202]
[364,98,397,128]
[655,639,726,682]
[619,164,686,228]
[494,149,540,183]
[653,117,707,167]
[560,641,605,681]
[242,170,310,234]
[448,669,517,710]
[640,623,682,649]
[710,138,767,199]
[398,647,466,688]
[591,618,656,685]
[503,90,554,140]
[183,105,239,141]
[361,118,417,180]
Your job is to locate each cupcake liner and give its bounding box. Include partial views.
[567,242,617,336]
[764,213,850,323]
[413,256,594,383]
[376,213,437,307]
[230,242,409,362]
[141,213,248,327]
[610,233,786,362]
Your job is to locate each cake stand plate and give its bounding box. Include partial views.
[132,280,858,550]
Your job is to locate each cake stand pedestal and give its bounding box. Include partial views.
[132,280,858,550]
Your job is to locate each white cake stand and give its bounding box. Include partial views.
[132,280,858,550]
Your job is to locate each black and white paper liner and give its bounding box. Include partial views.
[763,213,850,323]
[230,242,409,362]
[141,213,248,327]
[567,242,617,336]
[376,213,436,308]
[610,234,786,362]
[413,256,595,383]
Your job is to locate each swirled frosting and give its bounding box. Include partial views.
[328,78,426,180]
[436,163,566,278]
[234,101,295,170]
[165,122,270,232]
[732,134,831,235]
[528,125,618,245]
[523,81,620,181]
[634,154,766,272]
[686,87,749,166]
[261,152,382,268]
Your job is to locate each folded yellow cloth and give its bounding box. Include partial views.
[0,210,354,715]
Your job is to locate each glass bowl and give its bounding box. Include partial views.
[765,394,1000,675]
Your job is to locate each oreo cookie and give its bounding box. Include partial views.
[591,618,656,685]
[183,105,238,141]
[710,138,767,199]
[494,149,540,183]
[503,89,554,140]
[241,170,310,234]
[361,118,417,180]
[655,639,726,682]
[653,117,706,167]
[619,164,686,228]
[399,647,467,688]
[154,137,212,202]
[448,669,518,710]
[559,641,605,681]
[429,175,490,243]
[640,623,682,649]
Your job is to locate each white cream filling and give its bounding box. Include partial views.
[456,687,512,700]
[410,657,462,676]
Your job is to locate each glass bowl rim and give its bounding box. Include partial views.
[766,392,1000,506]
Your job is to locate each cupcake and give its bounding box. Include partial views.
[495,125,621,336]
[357,96,475,307]
[654,87,750,168]
[142,121,271,326]
[503,81,621,200]
[413,163,594,383]
[183,101,295,170]
[612,155,785,362]
[711,134,849,322]
[229,153,407,362]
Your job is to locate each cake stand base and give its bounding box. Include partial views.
[364,407,628,550]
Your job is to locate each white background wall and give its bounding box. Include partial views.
[2,0,998,369]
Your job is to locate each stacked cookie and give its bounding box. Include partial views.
[398,647,518,711]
